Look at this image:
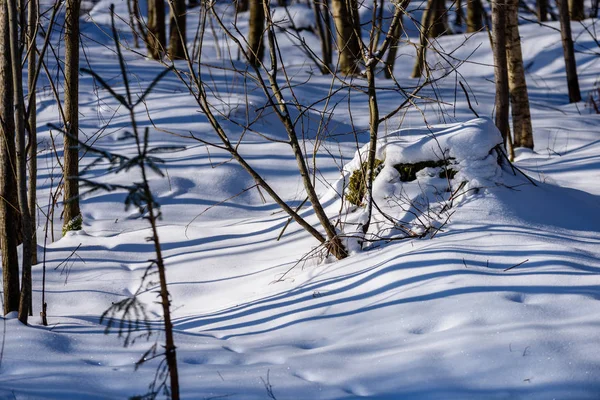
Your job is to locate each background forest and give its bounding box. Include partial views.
[0,0,599,398]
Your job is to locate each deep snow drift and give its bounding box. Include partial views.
[1,1,599,399]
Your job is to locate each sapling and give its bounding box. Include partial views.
[53,6,181,399]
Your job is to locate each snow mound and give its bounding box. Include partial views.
[338,118,506,245]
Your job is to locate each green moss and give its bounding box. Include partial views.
[439,168,457,180]
[347,159,384,206]
[62,214,83,236]
[393,158,456,182]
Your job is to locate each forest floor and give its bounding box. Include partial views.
[1,1,600,399]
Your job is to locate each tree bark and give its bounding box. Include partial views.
[147,0,166,59]
[430,0,450,37]
[237,0,249,12]
[7,0,33,324]
[412,0,437,78]
[466,0,484,32]
[332,0,361,75]
[168,0,186,59]
[568,0,585,20]
[27,0,37,269]
[247,0,264,67]
[537,0,548,21]
[63,0,82,235]
[491,0,510,145]
[313,0,332,72]
[385,11,403,78]
[506,0,533,149]
[0,0,20,315]
[557,0,581,102]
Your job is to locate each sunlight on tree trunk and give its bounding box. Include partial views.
[168,0,186,59]
[332,0,361,75]
[557,0,581,102]
[506,0,533,149]
[491,0,510,147]
[147,0,166,59]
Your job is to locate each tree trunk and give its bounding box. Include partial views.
[430,0,450,37]
[63,0,82,236]
[568,0,584,20]
[7,0,33,324]
[491,0,510,146]
[456,0,464,26]
[331,0,361,75]
[466,0,484,32]
[557,0,581,102]
[27,0,37,269]
[237,0,248,12]
[506,0,533,149]
[0,0,20,315]
[412,0,437,78]
[313,0,332,72]
[147,0,166,59]
[247,0,264,67]
[385,11,402,78]
[537,0,548,21]
[168,0,186,59]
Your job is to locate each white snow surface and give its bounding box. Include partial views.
[1,2,600,399]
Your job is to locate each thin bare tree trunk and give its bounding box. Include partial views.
[63,0,82,235]
[26,0,37,320]
[7,0,33,324]
[168,0,186,59]
[412,0,437,78]
[147,0,166,59]
[491,0,510,146]
[27,0,37,270]
[247,0,264,67]
[385,11,402,78]
[332,0,361,74]
[313,0,332,72]
[466,0,484,32]
[506,0,533,149]
[0,0,20,315]
[557,0,581,102]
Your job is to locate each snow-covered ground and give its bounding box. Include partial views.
[1,1,600,399]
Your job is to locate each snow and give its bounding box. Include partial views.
[1,1,600,399]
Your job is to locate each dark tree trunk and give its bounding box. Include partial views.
[237,0,249,12]
[147,0,166,59]
[537,0,548,21]
[557,0,581,102]
[466,0,484,32]
[456,0,464,26]
[313,0,332,72]
[0,0,20,315]
[7,0,33,324]
[168,0,186,59]
[430,0,450,37]
[247,0,264,67]
[568,0,585,20]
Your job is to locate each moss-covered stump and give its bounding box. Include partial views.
[347,159,384,206]
[393,158,456,181]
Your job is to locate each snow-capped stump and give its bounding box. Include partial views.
[341,118,505,241]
